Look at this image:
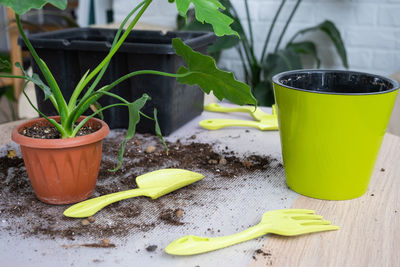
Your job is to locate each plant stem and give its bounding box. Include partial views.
[229,2,258,71]
[244,0,254,47]
[237,47,249,84]
[260,0,286,62]
[71,102,128,137]
[70,70,192,124]
[274,0,302,53]
[22,87,66,136]
[69,0,148,110]
[105,70,191,92]
[77,0,152,95]
[15,14,69,122]
[0,74,26,79]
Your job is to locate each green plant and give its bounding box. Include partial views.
[0,0,256,170]
[177,0,348,106]
[0,55,17,122]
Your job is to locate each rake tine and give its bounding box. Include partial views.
[300,219,332,225]
[291,215,324,220]
[284,209,315,214]
[303,224,340,232]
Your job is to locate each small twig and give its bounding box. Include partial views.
[62,239,116,248]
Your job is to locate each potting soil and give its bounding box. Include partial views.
[0,106,299,266]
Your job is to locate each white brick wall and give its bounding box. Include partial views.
[113,0,400,78]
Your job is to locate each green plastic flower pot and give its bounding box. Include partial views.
[272,70,399,200]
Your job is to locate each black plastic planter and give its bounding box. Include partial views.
[22,28,216,135]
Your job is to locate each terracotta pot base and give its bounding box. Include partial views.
[11,116,110,205]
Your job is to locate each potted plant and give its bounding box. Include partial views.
[0,0,256,204]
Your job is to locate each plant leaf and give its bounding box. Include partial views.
[0,57,11,71]
[153,108,168,151]
[90,101,104,120]
[111,94,150,172]
[259,46,302,106]
[286,41,321,68]
[252,81,274,107]
[172,38,256,106]
[30,73,52,100]
[263,47,302,82]
[207,35,239,53]
[15,62,53,100]
[292,20,348,68]
[175,0,238,37]
[0,0,67,15]
[0,86,15,102]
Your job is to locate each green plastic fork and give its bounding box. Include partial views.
[165,209,339,255]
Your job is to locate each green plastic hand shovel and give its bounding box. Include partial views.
[63,168,204,218]
[165,209,339,255]
[199,103,278,131]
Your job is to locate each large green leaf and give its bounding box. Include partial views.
[175,0,238,37]
[207,35,239,53]
[292,20,348,68]
[263,47,302,81]
[172,38,256,106]
[252,81,274,107]
[176,0,242,62]
[0,0,67,15]
[286,41,321,68]
[259,47,302,106]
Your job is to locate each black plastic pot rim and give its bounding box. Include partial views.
[272,69,400,96]
[22,28,216,55]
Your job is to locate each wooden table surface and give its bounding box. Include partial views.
[1,119,399,266]
[251,132,400,267]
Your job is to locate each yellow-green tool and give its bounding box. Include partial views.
[199,103,278,130]
[64,169,204,218]
[165,209,339,255]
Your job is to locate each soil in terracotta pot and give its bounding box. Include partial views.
[0,130,283,243]
[20,123,96,139]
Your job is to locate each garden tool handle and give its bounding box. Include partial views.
[199,118,271,130]
[204,103,256,115]
[165,223,267,255]
[63,188,149,218]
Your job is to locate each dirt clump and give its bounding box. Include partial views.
[158,208,184,226]
[145,245,158,252]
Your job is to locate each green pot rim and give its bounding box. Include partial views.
[272,69,400,96]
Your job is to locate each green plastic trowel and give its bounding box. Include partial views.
[63,168,204,218]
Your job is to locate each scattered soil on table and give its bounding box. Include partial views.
[145,245,158,252]
[253,249,273,264]
[0,130,283,243]
[20,123,96,139]
[158,208,184,226]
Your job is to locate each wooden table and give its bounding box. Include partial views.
[251,132,400,267]
[1,119,399,266]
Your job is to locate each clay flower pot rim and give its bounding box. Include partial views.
[11,116,110,149]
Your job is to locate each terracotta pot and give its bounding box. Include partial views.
[11,116,110,204]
